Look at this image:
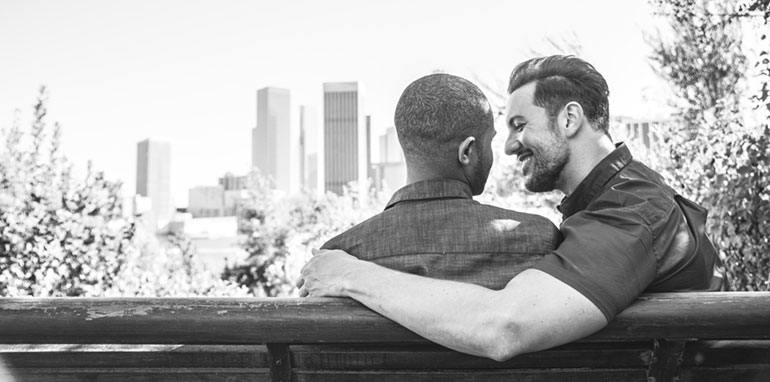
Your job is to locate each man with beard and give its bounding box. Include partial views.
[321,73,560,290]
[298,55,724,361]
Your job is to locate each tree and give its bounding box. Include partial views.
[649,0,770,291]
[223,171,388,296]
[107,227,249,297]
[0,87,135,296]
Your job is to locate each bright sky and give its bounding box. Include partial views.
[0,0,669,207]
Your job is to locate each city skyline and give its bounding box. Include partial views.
[0,0,668,207]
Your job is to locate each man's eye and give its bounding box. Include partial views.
[514,123,526,131]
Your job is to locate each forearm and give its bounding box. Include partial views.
[301,251,608,361]
[341,260,526,360]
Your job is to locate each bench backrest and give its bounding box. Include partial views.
[0,292,768,381]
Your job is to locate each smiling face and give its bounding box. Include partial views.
[504,82,570,193]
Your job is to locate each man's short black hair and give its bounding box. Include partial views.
[508,55,610,133]
[395,73,493,160]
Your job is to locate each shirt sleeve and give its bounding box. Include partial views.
[532,207,658,321]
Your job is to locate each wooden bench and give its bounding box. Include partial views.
[0,292,768,381]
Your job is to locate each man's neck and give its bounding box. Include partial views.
[558,135,616,196]
[405,162,467,187]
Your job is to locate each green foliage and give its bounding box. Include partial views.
[107,228,249,297]
[223,172,388,296]
[649,0,770,291]
[0,88,247,297]
[0,87,135,296]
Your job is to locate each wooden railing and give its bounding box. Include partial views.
[0,292,768,381]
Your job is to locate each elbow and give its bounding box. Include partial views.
[479,320,533,362]
[485,339,528,362]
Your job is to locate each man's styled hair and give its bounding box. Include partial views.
[395,73,493,160]
[508,55,610,134]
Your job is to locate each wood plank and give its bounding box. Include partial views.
[680,368,770,382]
[291,342,653,369]
[683,340,770,366]
[0,293,767,345]
[0,344,268,369]
[0,368,270,382]
[292,369,650,382]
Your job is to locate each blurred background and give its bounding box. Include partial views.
[0,0,767,297]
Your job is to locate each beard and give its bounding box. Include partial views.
[523,122,569,193]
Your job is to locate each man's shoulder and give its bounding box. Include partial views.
[473,202,558,229]
[320,211,386,252]
[592,163,679,223]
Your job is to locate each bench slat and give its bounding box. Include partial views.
[291,342,652,369]
[0,368,269,382]
[0,293,767,344]
[292,369,649,382]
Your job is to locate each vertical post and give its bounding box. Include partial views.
[267,343,292,382]
[647,339,688,382]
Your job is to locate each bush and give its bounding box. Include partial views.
[223,171,388,296]
[107,227,249,297]
[649,0,770,291]
[0,88,135,296]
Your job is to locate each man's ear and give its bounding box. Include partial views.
[458,136,475,166]
[561,101,584,138]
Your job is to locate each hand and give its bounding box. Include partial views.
[297,248,362,297]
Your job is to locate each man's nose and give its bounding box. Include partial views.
[504,132,522,156]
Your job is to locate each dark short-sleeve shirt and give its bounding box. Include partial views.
[533,143,724,321]
[322,179,562,290]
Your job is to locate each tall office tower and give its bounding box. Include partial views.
[252,87,297,193]
[365,115,374,182]
[300,105,322,194]
[323,82,368,195]
[136,138,172,231]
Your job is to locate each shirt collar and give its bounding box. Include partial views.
[385,179,473,210]
[557,142,633,218]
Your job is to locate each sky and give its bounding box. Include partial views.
[0,0,670,207]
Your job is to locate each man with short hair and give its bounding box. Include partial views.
[321,73,560,290]
[299,56,724,361]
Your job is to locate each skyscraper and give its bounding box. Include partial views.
[300,105,322,194]
[136,138,172,231]
[252,87,297,193]
[372,126,406,192]
[323,82,369,195]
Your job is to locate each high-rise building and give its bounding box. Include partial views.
[300,105,322,194]
[372,126,406,192]
[323,82,369,195]
[366,115,374,182]
[136,138,172,231]
[252,87,297,193]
